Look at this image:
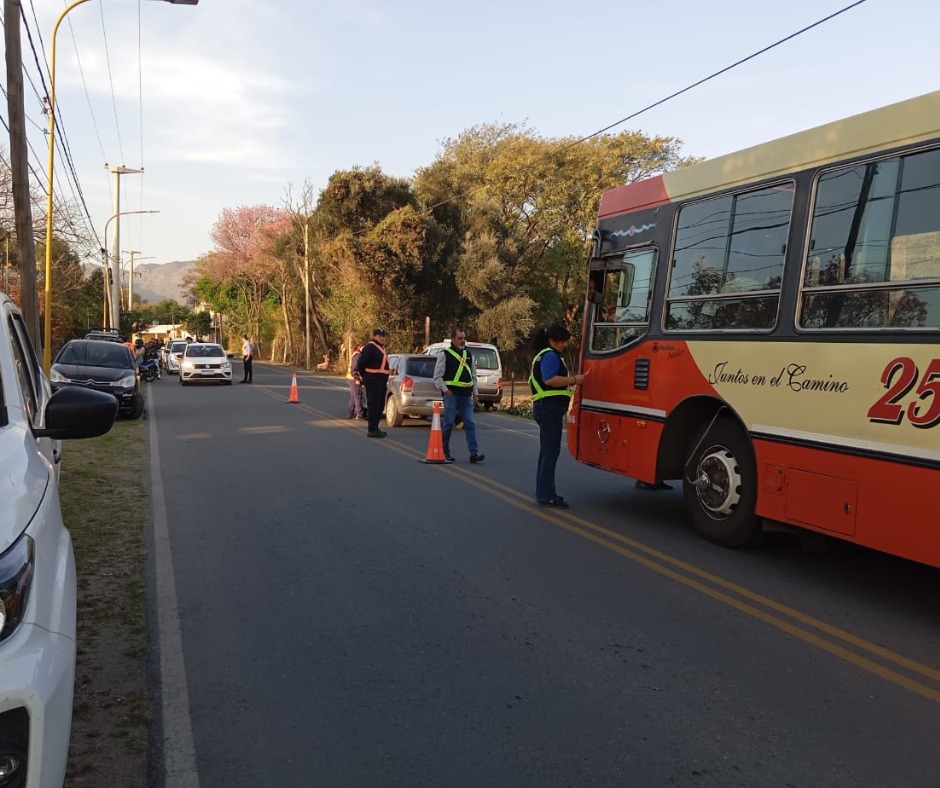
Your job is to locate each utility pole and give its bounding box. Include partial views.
[100,248,110,328]
[123,250,139,309]
[303,219,310,370]
[106,165,143,331]
[4,0,39,343]
[122,250,151,310]
[2,233,9,292]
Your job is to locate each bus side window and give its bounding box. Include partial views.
[617,249,655,322]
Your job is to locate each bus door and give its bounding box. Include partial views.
[574,247,658,473]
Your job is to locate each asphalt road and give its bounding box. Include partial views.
[147,363,940,788]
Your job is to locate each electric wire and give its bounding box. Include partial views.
[136,0,148,254]
[0,83,53,184]
[0,111,47,187]
[560,0,870,151]
[12,1,869,273]
[97,0,126,165]
[425,0,870,217]
[61,4,112,190]
[19,5,102,249]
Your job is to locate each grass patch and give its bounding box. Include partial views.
[501,400,534,419]
[58,417,150,788]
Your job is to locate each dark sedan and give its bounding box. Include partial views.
[50,339,144,419]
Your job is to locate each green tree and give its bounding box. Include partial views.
[186,310,213,338]
[414,124,695,350]
[310,165,447,352]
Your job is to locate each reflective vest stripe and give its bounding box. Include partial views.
[364,341,389,374]
[444,347,474,387]
[529,348,570,401]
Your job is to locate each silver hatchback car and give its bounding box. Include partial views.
[384,354,441,427]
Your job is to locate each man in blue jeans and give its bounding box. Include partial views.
[433,326,485,464]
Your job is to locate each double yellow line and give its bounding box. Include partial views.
[260,381,940,705]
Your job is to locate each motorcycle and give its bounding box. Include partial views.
[139,357,161,382]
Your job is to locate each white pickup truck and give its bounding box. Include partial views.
[0,292,117,787]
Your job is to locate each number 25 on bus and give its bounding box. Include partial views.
[569,90,940,569]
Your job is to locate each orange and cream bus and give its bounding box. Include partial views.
[568,91,940,568]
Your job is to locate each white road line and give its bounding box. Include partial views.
[148,394,201,788]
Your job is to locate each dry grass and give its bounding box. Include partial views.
[58,417,150,788]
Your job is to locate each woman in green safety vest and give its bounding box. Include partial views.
[529,324,587,508]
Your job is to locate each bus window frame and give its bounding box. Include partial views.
[661,179,796,335]
[795,144,940,334]
[588,245,658,354]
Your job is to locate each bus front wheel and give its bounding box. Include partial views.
[682,418,760,547]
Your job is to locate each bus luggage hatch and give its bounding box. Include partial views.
[785,469,858,536]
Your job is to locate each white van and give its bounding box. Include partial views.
[422,340,503,410]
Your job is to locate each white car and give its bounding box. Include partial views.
[164,340,188,375]
[179,342,232,385]
[0,292,117,787]
[422,340,504,409]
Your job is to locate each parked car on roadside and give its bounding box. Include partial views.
[50,339,144,419]
[83,329,123,343]
[164,340,188,375]
[422,340,503,409]
[179,342,232,385]
[384,353,442,427]
[0,291,117,788]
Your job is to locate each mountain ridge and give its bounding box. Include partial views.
[87,259,196,305]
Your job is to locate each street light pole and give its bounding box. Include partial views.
[42,0,91,373]
[107,165,143,330]
[41,0,200,373]
[102,210,159,327]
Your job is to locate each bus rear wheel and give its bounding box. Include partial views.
[682,418,760,547]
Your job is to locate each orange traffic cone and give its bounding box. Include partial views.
[287,372,300,403]
[420,402,448,464]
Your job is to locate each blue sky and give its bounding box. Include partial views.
[20,0,940,268]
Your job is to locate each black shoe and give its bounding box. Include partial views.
[444,454,455,464]
[367,430,386,439]
[537,496,569,509]
[240,380,247,384]
[469,453,485,464]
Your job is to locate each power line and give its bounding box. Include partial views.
[19,4,101,249]
[136,0,148,253]
[97,0,126,164]
[60,2,112,184]
[560,0,870,151]
[422,0,870,223]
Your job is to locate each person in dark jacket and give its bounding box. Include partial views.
[346,343,366,419]
[529,324,586,508]
[355,328,391,438]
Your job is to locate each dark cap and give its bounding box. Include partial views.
[373,327,387,336]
